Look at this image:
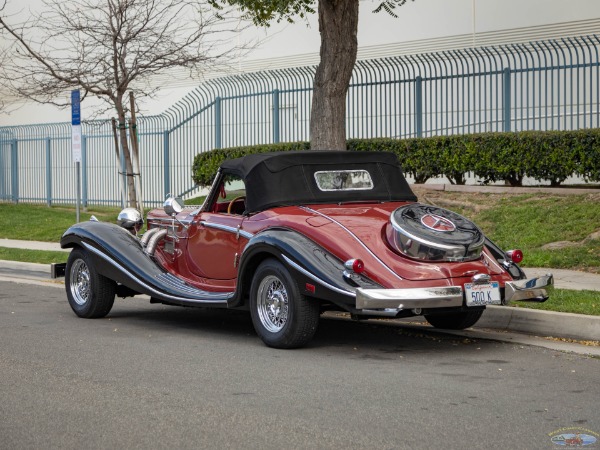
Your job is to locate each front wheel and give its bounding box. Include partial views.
[65,247,116,318]
[424,309,484,330]
[250,259,319,349]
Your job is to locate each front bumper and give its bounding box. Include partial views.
[355,274,553,310]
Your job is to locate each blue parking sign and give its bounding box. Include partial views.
[71,90,81,125]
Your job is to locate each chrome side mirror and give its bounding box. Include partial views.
[163,194,188,231]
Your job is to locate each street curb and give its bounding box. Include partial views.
[0,260,53,279]
[478,306,600,341]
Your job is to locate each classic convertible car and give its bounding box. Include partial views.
[61,151,553,348]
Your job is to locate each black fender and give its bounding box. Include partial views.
[60,221,231,306]
[230,228,381,310]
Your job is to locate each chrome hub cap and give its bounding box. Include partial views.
[256,275,288,333]
[70,259,91,306]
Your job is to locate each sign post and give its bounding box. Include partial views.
[71,90,82,222]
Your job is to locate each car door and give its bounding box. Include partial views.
[185,213,248,280]
[184,176,249,281]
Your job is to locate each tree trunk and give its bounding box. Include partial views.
[115,101,138,208]
[310,0,359,150]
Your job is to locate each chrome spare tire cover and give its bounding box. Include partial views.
[388,204,485,262]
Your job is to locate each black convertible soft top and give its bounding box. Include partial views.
[219,151,417,213]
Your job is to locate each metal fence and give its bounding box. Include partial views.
[1,35,599,207]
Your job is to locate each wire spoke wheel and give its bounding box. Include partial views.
[69,259,91,306]
[256,275,289,332]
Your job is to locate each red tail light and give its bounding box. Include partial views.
[506,249,523,264]
[344,259,365,274]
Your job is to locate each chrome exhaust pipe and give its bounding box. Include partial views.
[140,227,161,247]
[360,308,401,317]
[145,229,168,256]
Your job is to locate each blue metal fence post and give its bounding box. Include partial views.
[46,138,52,207]
[215,97,222,149]
[502,68,512,132]
[82,135,88,208]
[415,76,423,138]
[11,140,18,204]
[163,131,170,198]
[273,89,280,144]
[0,141,5,201]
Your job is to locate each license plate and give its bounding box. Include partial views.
[465,282,501,306]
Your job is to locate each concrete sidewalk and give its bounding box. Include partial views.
[0,239,599,344]
[0,238,70,252]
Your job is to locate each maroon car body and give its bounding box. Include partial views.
[61,151,553,348]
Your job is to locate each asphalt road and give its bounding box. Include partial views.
[1,280,598,450]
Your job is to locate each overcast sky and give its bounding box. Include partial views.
[2,0,600,125]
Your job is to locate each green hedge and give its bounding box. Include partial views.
[192,129,600,187]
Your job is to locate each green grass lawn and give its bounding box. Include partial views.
[511,289,600,316]
[0,203,121,242]
[473,194,600,272]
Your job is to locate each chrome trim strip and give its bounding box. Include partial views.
[200,221,254,240]
[82,242,232,303]
[300,206,403,282]
[147,217,194,225]
[356,286,464,310]
[504,274,554,303]
[281,254,355,298]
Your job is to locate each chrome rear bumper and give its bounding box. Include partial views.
[504,274,554,303]
[355,286,464,310]
[355,274,553,310]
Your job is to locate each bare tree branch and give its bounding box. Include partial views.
[0,0,251,205]
[1,0,250,108]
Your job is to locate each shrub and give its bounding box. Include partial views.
[191,129,600,187]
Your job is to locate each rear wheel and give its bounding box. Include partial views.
[65,247,116,318]
[250,259,319,349]
[424,309,484,330]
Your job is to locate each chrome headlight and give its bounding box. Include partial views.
[117,208,144,231]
